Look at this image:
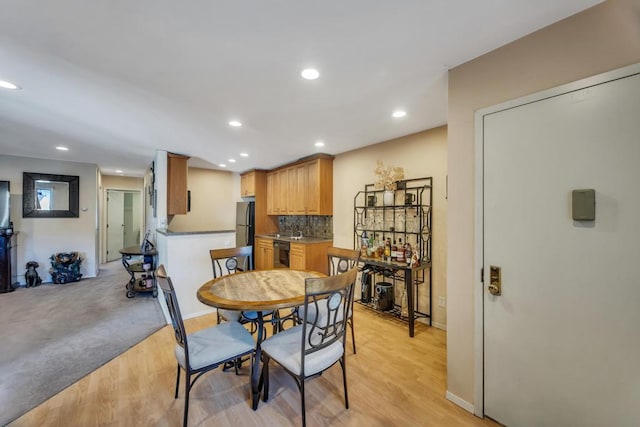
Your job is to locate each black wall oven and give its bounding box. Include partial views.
[273,240,290,268]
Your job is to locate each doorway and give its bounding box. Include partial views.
[106,190,142,262]
[476,64,640,425]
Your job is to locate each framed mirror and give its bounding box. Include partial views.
[23,172,80,218]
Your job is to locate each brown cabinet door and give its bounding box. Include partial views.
[241,171,256,197]
[167,153,190,215]
[289,243,305,270]
[255,238,273,270]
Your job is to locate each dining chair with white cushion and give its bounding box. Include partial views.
[260,267,357,427]
[156,264,255,427]
[297,247,360,353]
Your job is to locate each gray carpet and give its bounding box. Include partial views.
[0,261,166,426]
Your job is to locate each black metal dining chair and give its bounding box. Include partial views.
[210,246,278,334]
[296,247,360,353]
[156,264,255,427]
[260,268,357,427]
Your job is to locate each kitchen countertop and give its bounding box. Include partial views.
[255,233,333,244]
[157,228,235,236]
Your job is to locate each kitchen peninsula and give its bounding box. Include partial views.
[156,228,235,320]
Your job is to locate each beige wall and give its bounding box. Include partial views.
[0,155,99,282]
[333,126,448,328]
[167,167,240,232]
[447,0,640,406]
[101,175,143,191]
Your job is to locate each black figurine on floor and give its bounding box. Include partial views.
[25,261,42,287]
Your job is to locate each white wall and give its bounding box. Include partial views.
[0,155,98,283]
[333,126,448,328]
[156,231,235,321]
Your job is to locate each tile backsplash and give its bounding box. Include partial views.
[278,216,333,238]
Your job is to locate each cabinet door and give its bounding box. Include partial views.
[267,172,275,215]
[255,238,273,270]
[288,164,306,214]
[305,161,319,214]
[275,169,288,214]
[167,153,190,215]
[240,172,255,197]
[290,243,306,270]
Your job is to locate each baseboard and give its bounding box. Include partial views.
[416,317,447,331]
[182,307,216,321]
[432,321,447,331]
[446,391,475,414]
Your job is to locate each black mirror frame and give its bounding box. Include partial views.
[23,172,80,218]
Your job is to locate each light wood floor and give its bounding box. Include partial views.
[10,305,498,427]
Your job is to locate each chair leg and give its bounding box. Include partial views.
[349,318,356,354]
[300,380,306,427]
[175,364,181,398]
[261,355,270,402]
[183,372,191,427]
[341,357,349,409]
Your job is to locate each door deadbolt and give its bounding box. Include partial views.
[488,265,501,296]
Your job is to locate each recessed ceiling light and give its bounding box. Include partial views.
[229,120,242,127]
[219,164,227,168]
[392,110,407,118]
[228,159,236,163]
[56,146,69,151]
[301,68,320,80]
[240,152,249,157]
[0,80,20,90]
[115,169,123,174]
[315,141,325,147]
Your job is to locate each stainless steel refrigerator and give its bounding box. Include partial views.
[235,201,255,249]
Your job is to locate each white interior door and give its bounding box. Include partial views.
[107,190,125,262]
[482,69,640,426]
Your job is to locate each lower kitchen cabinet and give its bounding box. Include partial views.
[290,241,331,275]
[255,238,273,270]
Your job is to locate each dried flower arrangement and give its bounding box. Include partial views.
[374,160,405,190]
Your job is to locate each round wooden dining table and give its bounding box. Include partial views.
[197,269,324,410]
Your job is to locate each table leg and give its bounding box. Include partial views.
[405,269,414,337]
[250,312,264,410]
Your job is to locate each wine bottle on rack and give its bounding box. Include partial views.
[397,238,405,263]
[404,242,412,266]
[392,240,398,261]
[384,238,391,261]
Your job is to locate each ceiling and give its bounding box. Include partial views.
[0,0,601,176]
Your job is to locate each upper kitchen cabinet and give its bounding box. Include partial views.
[167,153,190,215]
[305,157,333,215]
[240,171,256,197]
[267,168,289,215]
[267,154,333,215]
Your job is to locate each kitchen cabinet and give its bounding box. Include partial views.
[267,169,288,215]
[240,171,256,197]
[167,153,190,215]
[255,237,273,270]
[267,155,333,215]
[287,164,306,214]
[290,241,331,274]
